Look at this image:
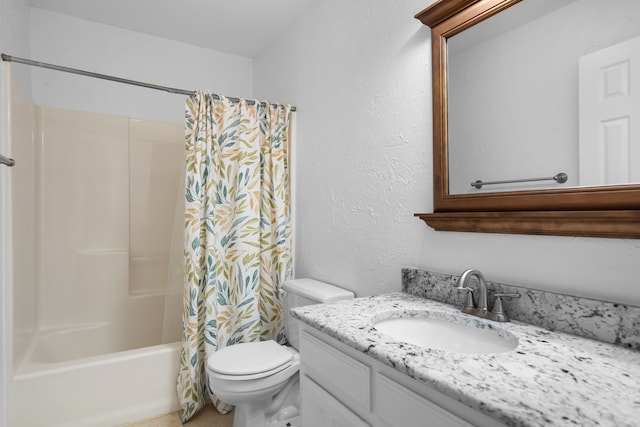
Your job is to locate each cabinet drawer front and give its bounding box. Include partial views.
[301,375,370,427]
[300,331,370,412]
[375,374,473,427]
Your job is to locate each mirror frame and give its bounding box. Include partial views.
[414,0,640,239]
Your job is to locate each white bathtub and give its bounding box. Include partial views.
[11,325,181,427]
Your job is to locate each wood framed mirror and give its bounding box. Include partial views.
[414,0,640,238]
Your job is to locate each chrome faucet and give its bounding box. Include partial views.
[455,269,520,322]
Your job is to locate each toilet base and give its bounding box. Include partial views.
[222,374,300,427]
[232,402,300,427]
[232,398,268,427]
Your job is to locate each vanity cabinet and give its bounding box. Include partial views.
[299,325,502,427]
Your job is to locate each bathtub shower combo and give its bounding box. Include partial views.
[6,72,186,426]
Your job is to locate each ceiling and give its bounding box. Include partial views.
[28,0,317,58]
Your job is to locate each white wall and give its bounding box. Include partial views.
[29,8,254,123]
[254,0,640,306]
[0,0,31,424]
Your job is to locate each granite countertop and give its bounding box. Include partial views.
[291,292,640,427]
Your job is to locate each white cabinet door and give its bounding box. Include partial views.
[300,374,370,427]
[579,35,640,186]
[374,374,474,427]
[300,331,370,414]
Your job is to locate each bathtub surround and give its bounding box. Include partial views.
[292,294,640,426]
[6,71,185,426]
[402,267,640,350]
[19,106,183,346]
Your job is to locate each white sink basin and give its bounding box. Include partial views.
[373,314,518,354]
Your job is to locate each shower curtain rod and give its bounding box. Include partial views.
[1,53,297,111]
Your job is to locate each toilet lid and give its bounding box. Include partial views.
[208,340,294,377]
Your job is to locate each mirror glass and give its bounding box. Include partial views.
[447,0,640,195]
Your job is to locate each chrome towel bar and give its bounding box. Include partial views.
[1,153,15,167]
[471,172,567,189]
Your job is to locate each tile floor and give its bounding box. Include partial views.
[119,406,233,427]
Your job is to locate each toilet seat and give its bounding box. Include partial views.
[208,341,295,381]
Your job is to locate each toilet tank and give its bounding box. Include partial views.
[283,278,354,350]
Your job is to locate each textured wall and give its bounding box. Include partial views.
[254,0,640,306]
[255,0,433,296]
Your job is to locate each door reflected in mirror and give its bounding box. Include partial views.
[447,0,640,195]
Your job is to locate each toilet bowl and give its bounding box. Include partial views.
[206,278,354,427]
[207,341,301,427]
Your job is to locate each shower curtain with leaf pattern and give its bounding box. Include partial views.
[177,91,293,422]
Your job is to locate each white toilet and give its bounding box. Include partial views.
[206,278,354,427]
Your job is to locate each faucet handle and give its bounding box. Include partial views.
[456,286,475,309]
[490,292,520,322]
[493,292,521,299]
